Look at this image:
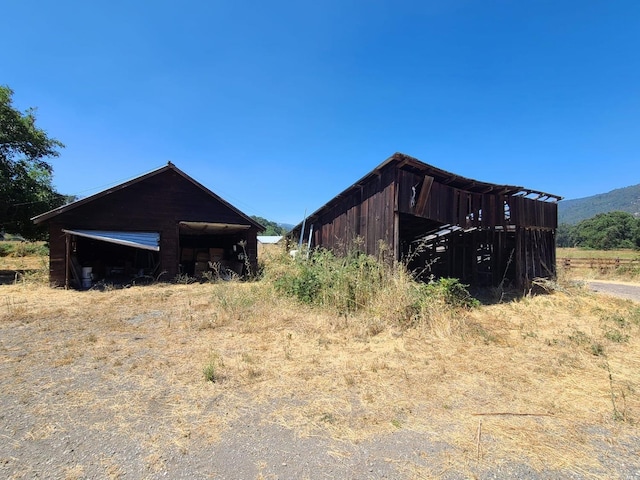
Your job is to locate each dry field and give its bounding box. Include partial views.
[0,243,48,272]
[0,249,639,479]
[557,248,640,261]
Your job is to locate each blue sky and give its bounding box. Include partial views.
[4,1,639,225]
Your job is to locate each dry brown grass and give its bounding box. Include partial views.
[558,247,640,260]
[0,253,48,272]
[1,252,639,478]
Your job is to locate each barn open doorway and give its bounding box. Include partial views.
[178,222,251,278]
[399,214,517,287]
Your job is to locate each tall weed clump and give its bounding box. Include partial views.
[263,246,478,330]
[268,247,388,313]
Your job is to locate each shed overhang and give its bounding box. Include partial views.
[179,222,251,234]
[62,229,160,251]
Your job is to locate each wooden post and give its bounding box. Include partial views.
[393,212,400,262]
[65,232,70,290]
[514,227,522,290]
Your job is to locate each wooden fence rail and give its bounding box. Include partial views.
[559,258,640,269]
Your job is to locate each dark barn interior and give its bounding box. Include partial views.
[177,222,253,278]
[67,232,160,284]
[291,153,561,290]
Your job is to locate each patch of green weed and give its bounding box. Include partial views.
[604,329,629,343]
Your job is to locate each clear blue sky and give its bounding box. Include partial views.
[3,1,639,225]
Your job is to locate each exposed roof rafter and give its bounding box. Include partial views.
[290,152,562,236]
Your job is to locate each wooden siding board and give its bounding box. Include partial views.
[48,222,66,286]
[415,176,434,217]
[51,172,252,229]
[397,170,419,214]
[383,178,392,252]
[296,161,558,289]
[507,196,558,229]
[458,191,470,226]
[44,170,259,284]
[446,186,456,224]
[429,182,440,222]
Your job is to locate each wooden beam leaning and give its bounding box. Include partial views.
[415,175,434,217]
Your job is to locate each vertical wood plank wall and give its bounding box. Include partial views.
[45,170,260,286]
[312,167,397,259]
[306,164,558,290]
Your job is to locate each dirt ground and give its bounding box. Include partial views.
[1,280,639,479]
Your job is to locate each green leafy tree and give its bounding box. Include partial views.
[556,223,576,248]
[572,211,640,250]
[250,215,288,235]
[0,85,66,239]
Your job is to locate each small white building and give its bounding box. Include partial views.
[257,235,283,245]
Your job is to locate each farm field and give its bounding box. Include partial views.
[0,245,639,479]
[557,247,640,283]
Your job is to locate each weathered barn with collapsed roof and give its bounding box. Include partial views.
[32,163,263,288]
[291,153,562,290]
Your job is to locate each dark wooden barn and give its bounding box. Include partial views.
[291,153,562,290]
[32,162,263,288]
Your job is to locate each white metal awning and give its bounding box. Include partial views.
[62,229,160,251]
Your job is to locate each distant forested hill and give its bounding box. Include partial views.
[250,216,290,235]
[558,184,640,225]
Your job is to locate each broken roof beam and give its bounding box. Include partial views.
[514,189,563,202]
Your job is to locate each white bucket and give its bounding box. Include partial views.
[81,267,92,289]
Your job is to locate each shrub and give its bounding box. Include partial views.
[0,243,12,257]
[274,260,321,305]
[422,277,480,309]
[15,242,49,257]
[203,351,223,382]
[270,247,392,313]
[265,245,479,327]
[203,362,216,382]
[590,343,605,356]
[0,241,48,257]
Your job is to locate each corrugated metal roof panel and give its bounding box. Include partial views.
[62,230,160,251]
[257,236,283,244]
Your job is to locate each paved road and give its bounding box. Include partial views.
[588,281,640,302]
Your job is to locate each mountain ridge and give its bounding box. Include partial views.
[558,183,640,225]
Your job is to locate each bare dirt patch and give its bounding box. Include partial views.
[1,281,639,479]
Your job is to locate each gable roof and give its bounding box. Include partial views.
[385,153,561,199]
[291,152,562,233]
[32,162,264,230]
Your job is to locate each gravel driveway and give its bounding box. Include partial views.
[588,281,640,302]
